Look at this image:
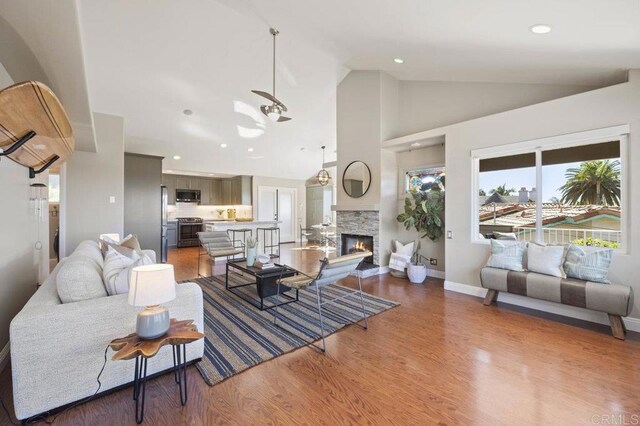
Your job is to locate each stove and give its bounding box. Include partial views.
[176,217,203,247]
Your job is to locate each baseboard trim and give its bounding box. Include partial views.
[427,268,445,279]
[444,280,640,333]
[0,341,9,373]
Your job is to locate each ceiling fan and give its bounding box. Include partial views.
[252,28,291,122]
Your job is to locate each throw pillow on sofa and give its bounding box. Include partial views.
[564,244,613,284]
[527,243,567,278]
[103,246,154,295]
[486,240,526,272]
[56,257,108,303]
[99,234,142,258]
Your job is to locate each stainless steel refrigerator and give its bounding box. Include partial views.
[161,185,168,263]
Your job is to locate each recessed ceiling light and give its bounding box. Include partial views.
[530,24,551,34]
[166,170,174,173]
[173,155,181,160]
[208,173,215,176]
[411,142,421,147]
[220,143,227,148]
[247,148,254,152]
[183,109,193,115]
[33,144,46,150]
[393,58,404,64]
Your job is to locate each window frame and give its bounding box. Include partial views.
[470,125,629,253]
[399,163,445,197]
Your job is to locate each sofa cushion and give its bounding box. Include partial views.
[103,247,154,296]
[485,240,526,272]
[56,257,107,303]
[564,244,612,284]
[527,243,566,278]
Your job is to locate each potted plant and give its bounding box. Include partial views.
[407,254,428,284]
[246,236,259,266]
[396,187,444,284]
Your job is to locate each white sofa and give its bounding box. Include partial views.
[10,241,204,421]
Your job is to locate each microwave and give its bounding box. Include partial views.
[176,189,201,203]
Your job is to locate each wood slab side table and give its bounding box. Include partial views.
[109,319,204,424]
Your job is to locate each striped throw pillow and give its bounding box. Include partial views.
[485,240,526,272]
[563,244,613,284]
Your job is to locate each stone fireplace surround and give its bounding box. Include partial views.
[335,210,380,265]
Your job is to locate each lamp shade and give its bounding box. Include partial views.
[128,264,176,307]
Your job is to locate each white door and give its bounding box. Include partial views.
[257,186,296,243]
[277,188,295,243]
[257,187,277,221]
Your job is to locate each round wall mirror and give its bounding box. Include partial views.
[342,161,372,198]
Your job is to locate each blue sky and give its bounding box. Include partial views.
[479,162,583,202]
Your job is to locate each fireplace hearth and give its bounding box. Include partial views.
[341,234,374,265]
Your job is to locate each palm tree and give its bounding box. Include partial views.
[489,184,516,196]
[559,160,620,206]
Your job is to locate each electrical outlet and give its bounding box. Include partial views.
[109,196,116,204]
[430,258,437,266]
[447,230,453,239]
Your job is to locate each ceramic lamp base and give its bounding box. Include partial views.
[136,305,170,339]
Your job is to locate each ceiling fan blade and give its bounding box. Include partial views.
[277,116,292,122]
[252,90,287,112]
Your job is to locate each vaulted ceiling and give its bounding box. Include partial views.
[6,0,640,179]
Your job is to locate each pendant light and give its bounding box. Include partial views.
[316,146,330,186]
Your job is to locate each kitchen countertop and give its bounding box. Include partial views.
[204,220,281,226]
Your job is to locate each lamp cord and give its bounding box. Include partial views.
[0,344,110,425]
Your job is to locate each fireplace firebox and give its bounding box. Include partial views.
[340,234,374,264]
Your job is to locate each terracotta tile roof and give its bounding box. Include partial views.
[479,203,620,228]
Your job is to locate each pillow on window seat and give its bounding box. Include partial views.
[527,243,567,278]
[563,244,613,284]
[485,240,526,272]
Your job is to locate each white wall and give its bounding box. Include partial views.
[395,144,446,272]
[441,71,640,319]
[397,80,599,138]
[63,112,124,255]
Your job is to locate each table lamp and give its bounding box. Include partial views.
[128,264,177,339]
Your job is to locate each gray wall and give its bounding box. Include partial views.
[63,112,124,255]
[124,153,162,257]
[0,156,39,352]
[0,18,50,356]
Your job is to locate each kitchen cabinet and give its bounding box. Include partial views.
[162,174,252,206]
[221,179,232,205]
[210,179,222,205]
[176,176,190,190]
[167,221,178,247]
[200,178,211,205]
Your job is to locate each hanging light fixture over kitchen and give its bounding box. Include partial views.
[316,146,330,186]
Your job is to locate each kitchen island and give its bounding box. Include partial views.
[204,220,281,254]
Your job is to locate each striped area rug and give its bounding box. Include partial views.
[189,272,399,386]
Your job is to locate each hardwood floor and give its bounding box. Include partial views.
[1,243,639,425]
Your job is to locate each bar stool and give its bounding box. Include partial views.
[227,228,252,259]
[257,227,280,258]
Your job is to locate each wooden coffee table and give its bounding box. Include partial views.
[109,319,204,424]
[225,260,299,310]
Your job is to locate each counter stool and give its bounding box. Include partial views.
[227,228,252,259]
[257,227,280,258]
